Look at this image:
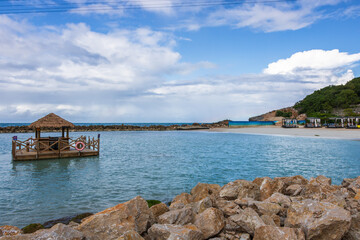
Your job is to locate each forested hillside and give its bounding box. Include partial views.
[294,77,360,117]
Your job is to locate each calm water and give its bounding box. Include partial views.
[0,131,359,227]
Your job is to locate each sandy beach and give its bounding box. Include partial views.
[207,126,360,140]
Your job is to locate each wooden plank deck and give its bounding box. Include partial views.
[14,148,99,161]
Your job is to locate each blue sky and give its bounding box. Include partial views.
[0,0,360,122]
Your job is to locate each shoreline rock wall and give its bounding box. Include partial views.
[1,175,359,240]
[0,120,229,134]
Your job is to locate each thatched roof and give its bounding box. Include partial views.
[29,113,75,128]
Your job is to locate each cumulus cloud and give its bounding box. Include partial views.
[264,49,360,85]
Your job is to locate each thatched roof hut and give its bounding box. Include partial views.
[29,113,75,129]
[29,113,75,139]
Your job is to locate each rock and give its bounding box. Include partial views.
[192,196,213,214]
[251,201,283,216]
[147,224,204,240]
[270,214,281,227]
[253,226,305,240]
[0,223,85,240]
[0,226,22,237]
[343,212,360,240]
[117,230,144,240]
[237,180,260,200]
[191,183,221,202]
[253,177,286,201]
[346,176,360,197]
[224,218,243,232]
[300,181,341,201]
[275,175,308,187]
[220,181,242,200]
[260,215,276,226]
[77,196,151,240]
[170,193,192,209]
[239,233,251,240]
[158,207,194,225]
[216,199,242,217]
[150,203,169,222]
[194,207,225,239]
[220,180,260,200]
[285,199,351,240]
[285,184,303,196]
[309,175,332,185]
[264,192,291,208]
[68,221,79,228]
[229,207,265,236]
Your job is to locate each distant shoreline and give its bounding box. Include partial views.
[206,126,360,140]
[0,121,229,134]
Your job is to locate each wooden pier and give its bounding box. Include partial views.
[12,113,100,161]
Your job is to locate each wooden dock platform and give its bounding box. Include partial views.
[12,136,100,161]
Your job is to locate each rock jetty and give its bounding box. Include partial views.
[0,121,229,134]
[1,175,360,240]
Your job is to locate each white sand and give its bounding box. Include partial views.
[205,126,360,140]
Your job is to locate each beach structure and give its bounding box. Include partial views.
[282,118,298,128]
[228,121,275,127]
[12,113,100,161]
[305,117,322,128]
[346,116,360,129]
[327,117,345,128]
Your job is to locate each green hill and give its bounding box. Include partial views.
[294,77,360,118]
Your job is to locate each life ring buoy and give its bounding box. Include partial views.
[75,141,85,151]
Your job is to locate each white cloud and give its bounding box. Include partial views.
[205,0,345,32]
[264,49,360,85]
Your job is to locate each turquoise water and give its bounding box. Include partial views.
[0,131,359,227]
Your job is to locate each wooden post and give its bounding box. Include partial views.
[12,141,16,160]
[98,135,100,153]
[26,142,29,152]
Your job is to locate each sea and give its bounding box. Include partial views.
[0,128,359,228]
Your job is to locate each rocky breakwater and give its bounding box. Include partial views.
[2,174,360,240]
[0,120,229,133]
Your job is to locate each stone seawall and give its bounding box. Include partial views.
[0,120,229,133]
[1,175,360,240]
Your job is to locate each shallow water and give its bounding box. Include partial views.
[0,131,359,227]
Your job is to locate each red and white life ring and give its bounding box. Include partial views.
[75,141,85,151]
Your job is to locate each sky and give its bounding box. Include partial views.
[0,0,360,123]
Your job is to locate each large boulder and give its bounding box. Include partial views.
[229,207,265,236]
[0,226,22,236]
[220,180,260,200]
[0,223,84,240]
[147,224,204,240]
[150,203,169,222]
[264,192,291,208]
[77,196,151,240]
[309,175,331,186]
[194,207,225,239]
[250,201,283,216]
[342,176,360,197]
[215,199,242,217]
[285,199,351,240]
[170,193,192,209]
[190,183,220,202]
[157,207,194,225]
[253,226,305,240]
[252,177,286,201]
[343,212,360,240]
[191,196,213,214]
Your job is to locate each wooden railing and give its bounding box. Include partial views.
[12,135,100,159]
